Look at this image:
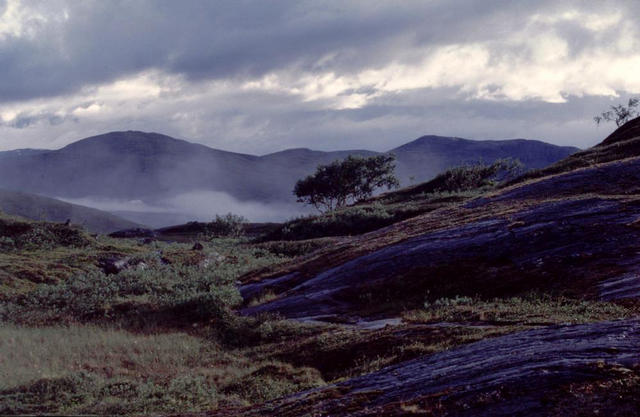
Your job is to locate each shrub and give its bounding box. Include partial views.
[424,159,523,194]
[0,218,90,250]
[1,264,242,325]
[594,98,639,127]
[203,213,247,239]
[264,203,399,241]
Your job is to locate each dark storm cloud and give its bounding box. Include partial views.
[0,0,639,153]
[0,0,596,102]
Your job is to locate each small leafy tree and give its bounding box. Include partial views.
[594,98,639,127]
[294,155,399,212]
[205,213,247,238]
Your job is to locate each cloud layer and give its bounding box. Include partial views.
[0,0,639,152]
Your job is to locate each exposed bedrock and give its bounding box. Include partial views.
[242,196,640,319]
[229,319,640,416]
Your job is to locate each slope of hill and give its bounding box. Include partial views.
[241,118,640,320]
[0,149,47,159]
[0,131,577,225]
[0,189,141,233]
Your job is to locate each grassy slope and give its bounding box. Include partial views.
[0,189,142,234]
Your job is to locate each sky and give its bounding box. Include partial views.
[0,0,639,154]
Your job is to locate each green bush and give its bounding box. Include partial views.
[263,203,402,241]
[203,213,247,239]
[0,236,15,251]
[0,218,90,250]
[422,159,523,194]
[1,264,242,325]
[254,238,334,257]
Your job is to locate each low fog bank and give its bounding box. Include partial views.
[60,190,314,229]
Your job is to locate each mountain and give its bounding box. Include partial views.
[390,135,579,184]
[0,189,141,233]
[0,149,47,159]
[0,131,578,224]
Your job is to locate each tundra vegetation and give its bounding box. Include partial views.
[1,152,639,414]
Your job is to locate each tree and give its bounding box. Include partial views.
[294,154,399,212]
[594,98,639,127]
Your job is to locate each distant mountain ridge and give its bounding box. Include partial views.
[0,131,578,224]
[391,135,578,183]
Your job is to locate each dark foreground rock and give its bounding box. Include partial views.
[214,319,640,416]
[97,255,147,275]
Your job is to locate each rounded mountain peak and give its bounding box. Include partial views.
[59,131,194,156]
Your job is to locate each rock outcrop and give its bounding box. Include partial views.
[214,319,640,416]
[242,119,640,320]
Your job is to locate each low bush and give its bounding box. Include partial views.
[203,213,248,239]
[0,218,91,251]
[253,238,335,258]
[263,203,414,241]
[408,294,632,324]
[0,324,325,414]
[1,263,241,326]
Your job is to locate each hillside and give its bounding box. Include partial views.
[0,131,577,225]
[0,122,638,416]
[0,189,141,234]
[241,120,640,319]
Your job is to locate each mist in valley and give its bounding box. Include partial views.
[61,190,314,228]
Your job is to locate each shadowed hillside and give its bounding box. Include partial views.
[0,189,141,234]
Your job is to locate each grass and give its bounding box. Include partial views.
[0,229,331,414]
[404,294,635,325]
[0,325,324,414]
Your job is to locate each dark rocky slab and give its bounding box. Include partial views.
[218,319,640,416]
[242,155,640,319]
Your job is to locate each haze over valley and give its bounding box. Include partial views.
[0,130,577,228]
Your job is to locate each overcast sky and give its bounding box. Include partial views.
[0,0,638,154]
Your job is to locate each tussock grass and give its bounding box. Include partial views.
[404,295,634,325]
[0,325,226,389]
[0,325,324,414]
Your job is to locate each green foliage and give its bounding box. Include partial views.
[411,294,632,324]
[222,363,323,403]
[423,158,523,194]
[254,238,335,257]
[294,154,399,212]
[265,160,522,241]
[265,203,405,241]
[0,236,15,251]
[203,213,247,239]
[594,98,639,127]
[0,372,221,414]
[1,262,243,326]
[424,295,473,308]
[0,217,91,251]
